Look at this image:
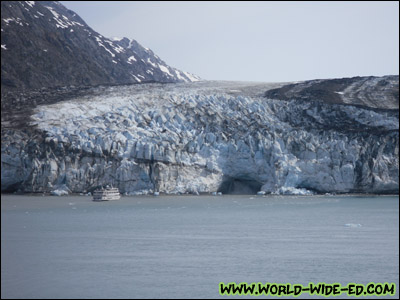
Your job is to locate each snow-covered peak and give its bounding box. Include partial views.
[110,36,201,83]
[1,1,201,91]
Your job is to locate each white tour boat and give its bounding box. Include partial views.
[92,186,121,201]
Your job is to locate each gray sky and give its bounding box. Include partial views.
[61,1,399,82]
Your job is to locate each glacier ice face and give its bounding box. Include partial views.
[1,81,399,194]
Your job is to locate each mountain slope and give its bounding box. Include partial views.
[111,37,200,83]
[1,1,200,92]
[264,75,399,110]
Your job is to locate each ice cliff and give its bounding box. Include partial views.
[1,80,399,195]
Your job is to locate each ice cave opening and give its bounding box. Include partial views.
[218,175,263,195]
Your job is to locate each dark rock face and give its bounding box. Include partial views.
[264,76,399,110]
[1,1,199,93]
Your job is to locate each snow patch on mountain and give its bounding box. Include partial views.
[44,5,84,29]
[25,1,35,8]
[159,64,173,76]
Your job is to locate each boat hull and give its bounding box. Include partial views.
[92,187,120,201]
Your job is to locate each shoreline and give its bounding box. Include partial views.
[1,192,398,197]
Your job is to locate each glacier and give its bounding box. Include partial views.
[1,81,398,195]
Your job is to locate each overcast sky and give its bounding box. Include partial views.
[61,1,399,82]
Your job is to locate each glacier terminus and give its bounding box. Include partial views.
[2,79,398,195]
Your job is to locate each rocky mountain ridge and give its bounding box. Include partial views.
[1,1,200,93]
[264,75,399,109]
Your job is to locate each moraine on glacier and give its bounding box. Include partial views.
[1,80,399,196]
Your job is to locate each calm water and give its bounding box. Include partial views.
[1,194,399,299]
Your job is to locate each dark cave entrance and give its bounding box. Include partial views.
[218,176,263,195]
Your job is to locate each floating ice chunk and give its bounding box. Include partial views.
[154,191,160,196]
[257,191,266,195]
[276,187,314,195]
[345,223,362,227]
[51,189,68,196]
[50,184,70,196]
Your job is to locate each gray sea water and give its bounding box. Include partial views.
[1,194,399,299]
